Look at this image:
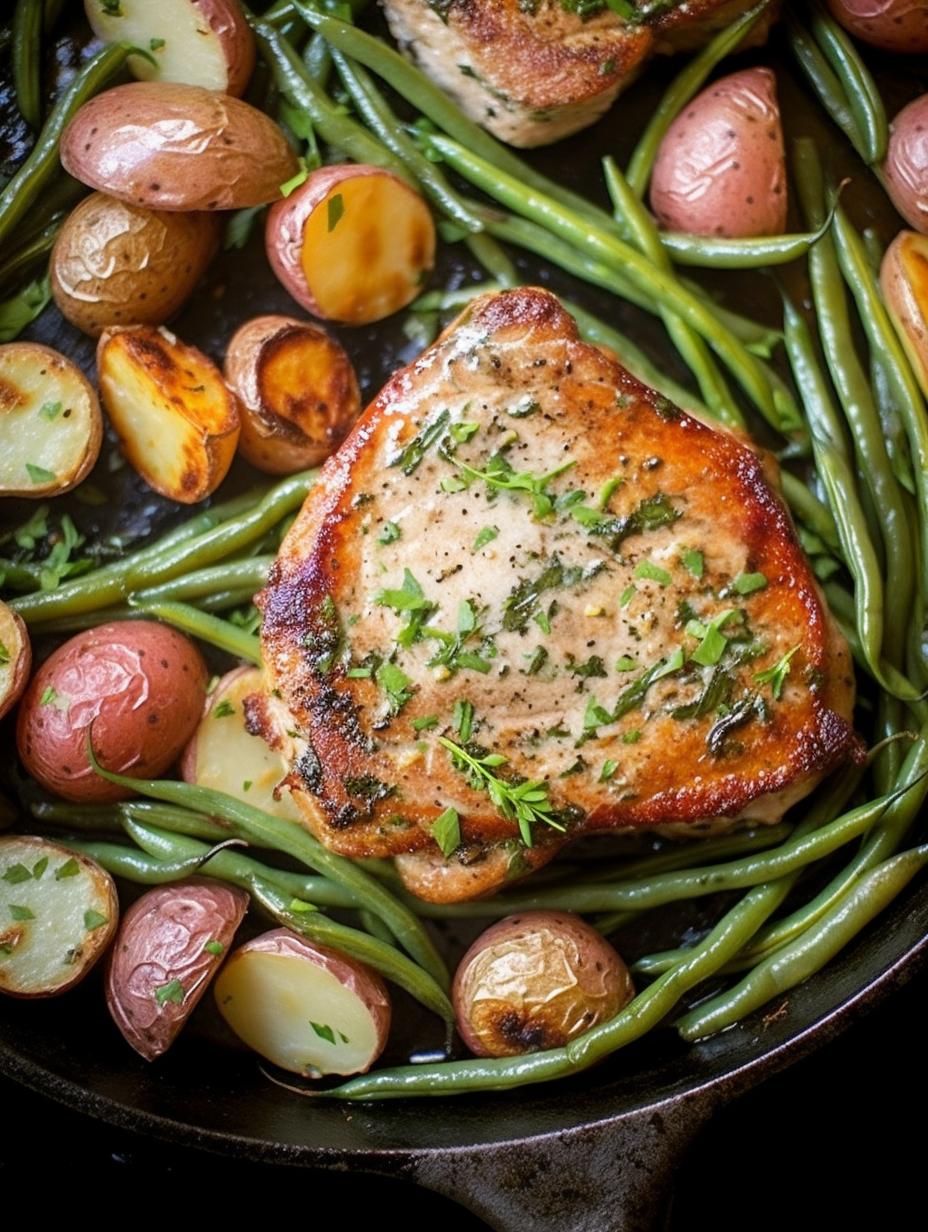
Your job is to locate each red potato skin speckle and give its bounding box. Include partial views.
[16,620,208,802]
[885,94,928,235]
[825,1,928,54]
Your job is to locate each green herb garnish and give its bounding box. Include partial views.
[755,645,800,700]
[733,571,768,595]
[634,560,671,586]
[431,807,461,857]
[212,699,236,718]
[473,525,499,551]
[9,905,34,921]
[84,909,108,931]
[437,737,564,847]
[26,462,56,485]
[327,192,345,231]
[376,661,414,714]
[39,400,62,420]
[378,521,401,544]
[204,940,224,956]
[154,979,185,1006]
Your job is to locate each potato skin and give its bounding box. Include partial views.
[881,230,928,393]
[885,94,928,234]
[16,620,208,802]
[452,911,634,1058]
[106,879,248,1060]
[824,1,928,53]
[60,82,300,212]
[84,0,256,96]
[224,315,361,473]
[51,193,219,338]
[649,67,787,238]
[0,602,31,722]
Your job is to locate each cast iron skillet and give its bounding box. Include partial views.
[1,18,926,1231]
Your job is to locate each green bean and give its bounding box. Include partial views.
[426,135,796,435]
[677,843,928,1041]
[0,218,60,290]
[11,471,314,624]
[359,908,396,945]
[785,12,866,160]
[64,838,231,884]
[870,347,915,495]
[130,557,272,606]
[603,156,742,429]
[313,875,787,1099]
[679,278,783,355]
[587,823,794,888]
[0,43,133,249]
[13,0,43,130]
[659,225,833,270]
[464,232,518,287]
[128,599,261,663]
[807,0,887,165]
[83,756,450,990]
[330,49,482,232]
[624,1,772,196]
[779,471,841,554]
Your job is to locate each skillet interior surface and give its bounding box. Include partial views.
[1,11,926,1171]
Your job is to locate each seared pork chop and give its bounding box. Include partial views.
[380,0,779,147]
[258,288,858,903]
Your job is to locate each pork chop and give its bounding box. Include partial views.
[380,0,780,147]
[258,288,859,902]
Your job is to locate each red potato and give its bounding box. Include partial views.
[223,315,361,473]
[214,929,392,1076]
[0,601,31,722]
[97,324,241,503]
[60,82,300,212]
[265,165,436,325]
[825,1,928,54]
[452,911,635,1058]
[181,666,302,821]
[881,230,928,396]
[885,94,928,234]
[85,0,256,96]
[649,67,787,239]
[106,879,248,1060]
[16,620,208,803]
[0,836,118,999]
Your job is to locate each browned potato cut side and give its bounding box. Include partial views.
[51,193,219,338]
[0,342,102,498]
[106,880,249,1060]
[84,0,256,96]
[224,315,361,473]
[266,166,436,324]
[0,602,30,722]
[0,836,118,999]
[881,230,928,397]
[97,325,240,503]
[61,82,299,212]
[181,667,302,821]
[214,929,391,1076]
[452,912,634,1057]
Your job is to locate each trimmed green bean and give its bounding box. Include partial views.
[625,1,772,196]
[659,226,832,270]
[785,12,866,160]
[779,471,841,554]
[0,43,133,248]
[128,599,262,663]
[808,0,887,165]
[13,0,43,130]
[131,557,272,606]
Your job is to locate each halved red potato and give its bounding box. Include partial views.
[60,82,300,212]
[0,602,30,722]
[452,911,635,1058]
[265,165,436,324]
[215,930,391,1076]
[0,836,118,999]
[649,67,787,239]
[97,325,240,502]
[16,619,208,803]
[885,94,928,234]
[881,230,928,396]
[0,342,102,498]
[181,666,302,822]
[84,0,256,96]
[51,193,219,338]
[106,879,249,1060]
[223,315,361,473]
[825,0,928,54]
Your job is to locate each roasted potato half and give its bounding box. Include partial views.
[181,666,302,821]
[881,230,928,396]
[85,0,256,96]
[224,315,361,473]
[265,165,436,324]
[0,836,118,999]
[0,602,31,722]
[107,879,249,1060]
[0,342,103,498]
[885,94,928,235]
[61,82,300,212]
[97,325,240,502]
[51,193,219,338]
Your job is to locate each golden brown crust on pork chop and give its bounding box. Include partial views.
[259,288,858,899]
[380,0,778,146]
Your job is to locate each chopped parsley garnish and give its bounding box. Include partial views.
[327,192,345,231]
[622,729,642,744]
[452,699,474,742]
[311,1021,338,1044]
[671,664,734,720]
[0,641,8,665]
[707,693,766,756]
[599,759,618,782]
[431,806,461,857]
[149,37,166,50]
[347,666,373,678]
[39,685,66,708]
[523,646,549,675]
[390,409,450,475]
[503,557,602,633]
[9,904,34,921]
[375,568,436,647]
[472,525,499,551]
[212,699,236,718]
[682,549,704,579]
[634,560,671,586]
[84,909,108,931]
[378,521,401,545]
[32,858,47,879]
[619,584,636,607]
[452,453,576,520]
[2,864,32,885]
[437,736,564,847]
[39,400,62,420]
[412,714,438,731]
[154,979,185,1006]
[304,593,344,675]
[615,655,637,672]
[506,396,539,418]
[55,858,80,880]
[204,940,225,956]
[755,645,800,700]
[733,571,768,595]
[574,492,680,552]
[376,661,414,715]
[450,421,480,443]
[566,654,607,679]
[26,462,56,485]
[686,609,742,668]
[100,0,122,14]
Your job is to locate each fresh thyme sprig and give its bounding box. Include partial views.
[437,736,564,846]
[452,453,576,519]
